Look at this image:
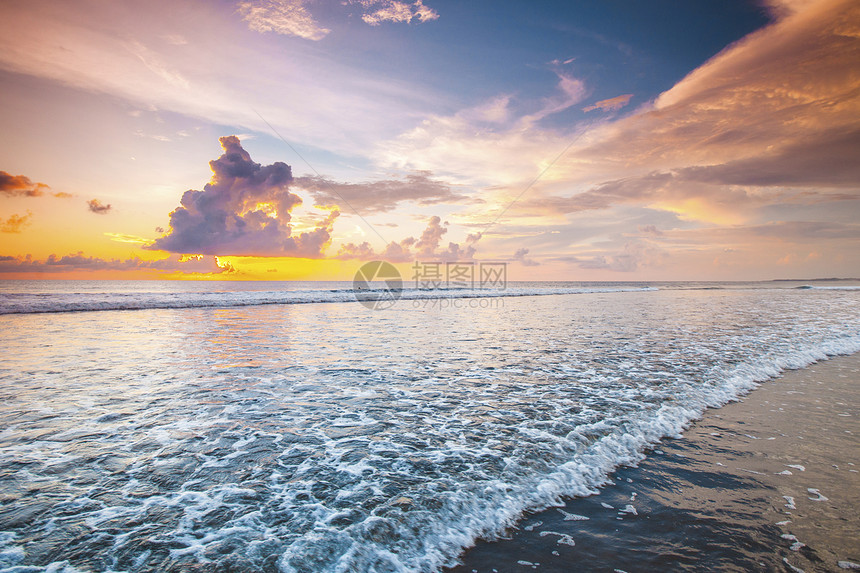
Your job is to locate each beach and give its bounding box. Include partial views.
[449,352,860,572]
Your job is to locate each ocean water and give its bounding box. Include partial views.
[0,280,858,572]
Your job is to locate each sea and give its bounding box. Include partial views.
[0,279,858,572]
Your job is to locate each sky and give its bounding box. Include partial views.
[0,0,858,281]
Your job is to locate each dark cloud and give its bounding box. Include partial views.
[0,171,49,197]
[87,199,112,214]
[296,171,468,214]
[1,212,32,233]
[148,136,338,257]
[678,128,860,188]
[0,252,236,275]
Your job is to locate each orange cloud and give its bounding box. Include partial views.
[0,171,49,197]
[1,212,32,233]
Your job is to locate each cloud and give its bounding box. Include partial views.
[582,94,633,113]
[148,136,338,257]
[105,232,150,244]
[351,0,439,25]
[238,0,330,40]
[414,214,446,257]
[1,212,32,233]
[574,0,860,179]
[377,74,588,185]
[637,225,664,237]
[513,247,539,266]
[0,252,236,275]
[87,199,112,214]
[575,241,667,273]
[0,171,49,197]
[0,0,446,157]
[296,171,469,214]
[677,128,860,188]
[338,215,480,262]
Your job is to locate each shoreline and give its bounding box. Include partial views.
[448,352,860,572]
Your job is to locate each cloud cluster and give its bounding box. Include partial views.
[350,0,439,26]
[297,171,469,214]
[371,0,859,279]
[338,215,481,262]
[238,0,438,40]
[238,0,330,41]
[0,252,236,275]
[148,136,338,257]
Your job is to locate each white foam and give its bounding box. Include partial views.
[539,531,576,546]
[619,505,638,516]
[556,509,589,521]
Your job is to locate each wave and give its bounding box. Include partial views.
[320,335,860,572]
[0,286,658,315]
[795,285,860,290]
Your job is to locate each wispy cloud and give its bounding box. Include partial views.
[582,94,633,113]
[104,232,150,244]
[296,171,470,214]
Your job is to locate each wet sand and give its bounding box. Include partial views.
[448,352,860,572]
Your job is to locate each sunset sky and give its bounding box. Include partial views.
[1,0,858,281]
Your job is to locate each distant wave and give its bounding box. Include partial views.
[795,285,860,290]
[0,286,659,315]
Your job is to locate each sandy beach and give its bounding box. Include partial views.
[449,352,860,572]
